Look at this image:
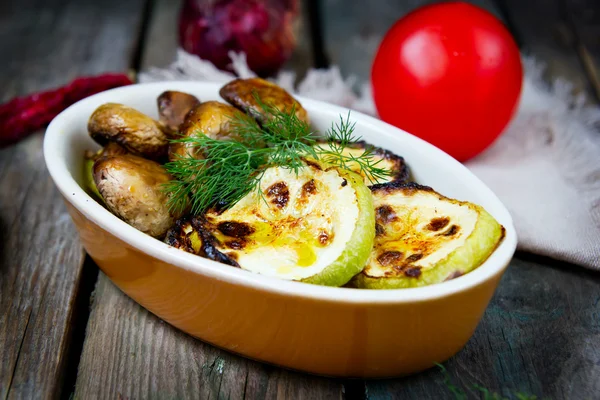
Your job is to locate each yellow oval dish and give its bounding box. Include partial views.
[43,82,517,378]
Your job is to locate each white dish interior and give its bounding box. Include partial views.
[44,81,517,303]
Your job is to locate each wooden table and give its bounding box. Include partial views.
[1,0,599,398]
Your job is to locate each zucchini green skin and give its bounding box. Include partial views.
[84,157,103,202]
[301,168,375,287]
[350,205,504,289]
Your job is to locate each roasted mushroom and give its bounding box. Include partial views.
[88,103,169,160]
[219,78,309,124]
[314,140,410,185]
[157,91,201,136]
[349,182,504,289]
[168,101,246,161]
[84,143,128,200]
[93,154,186,238]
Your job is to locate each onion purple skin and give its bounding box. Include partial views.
[179,0,298,77]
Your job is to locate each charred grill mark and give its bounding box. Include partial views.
[445,270,464,281]
[404,267,422,278]
[374,249,425,279]
[165,220,188,248]
[406,253,423,262]
[376,205,397,224]
[375,223,385,236]
[304,159,323,170]
[427,217,450,231]
[441,225,460,237]
[217,221,255,238]
[297,179,317,209]
[226,240,246,250]
[377,251,404,267]
[401,185,419,196]
[341,178,347,187]
[204,242,240,266]
[370,181,434,195]
[318,230,332,246]
[266,181,290,209]
[301,179,317,197]
[164,219,203,254]
[190,217,240,267]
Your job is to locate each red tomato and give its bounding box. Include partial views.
[371,2,522,161]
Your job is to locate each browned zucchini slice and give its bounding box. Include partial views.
[350,182,504,289]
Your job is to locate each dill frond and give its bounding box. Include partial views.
[319,112,392,184]
[163,96,391,214]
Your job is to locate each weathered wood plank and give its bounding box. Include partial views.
[497,0,598,101]
[75,0,342,398]
[285,0,315,82]
[0,0,146,398]
[565,0,600,101]
[140,0,180,70]
[75,274,344,399]
[366,256,600,400]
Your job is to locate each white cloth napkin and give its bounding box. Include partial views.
[140,50,600,269]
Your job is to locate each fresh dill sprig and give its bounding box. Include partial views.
[319,112,391,184]
[163,133,270,215]
[164,99,391,215]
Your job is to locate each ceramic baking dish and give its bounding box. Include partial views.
[43,81,517,378]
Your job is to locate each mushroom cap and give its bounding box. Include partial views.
[93,153,184,238]
[88,103,169,161]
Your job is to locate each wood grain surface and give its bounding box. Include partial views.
[140,0,180,71]
[366,256,600,399]
[74,275,344,399]
[0,0,145,398]
[497,0,598,101]
[566,0,600,101]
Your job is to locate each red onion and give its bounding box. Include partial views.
[179,0,298,77]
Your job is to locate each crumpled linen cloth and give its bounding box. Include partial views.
[140,50,600,269]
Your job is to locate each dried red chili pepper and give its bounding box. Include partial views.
[0,73,133,147]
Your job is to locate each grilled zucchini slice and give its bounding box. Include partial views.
[315,141,409,185]
[167,161,375,287]
[351,182,504,289]
[165,217,238,267]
